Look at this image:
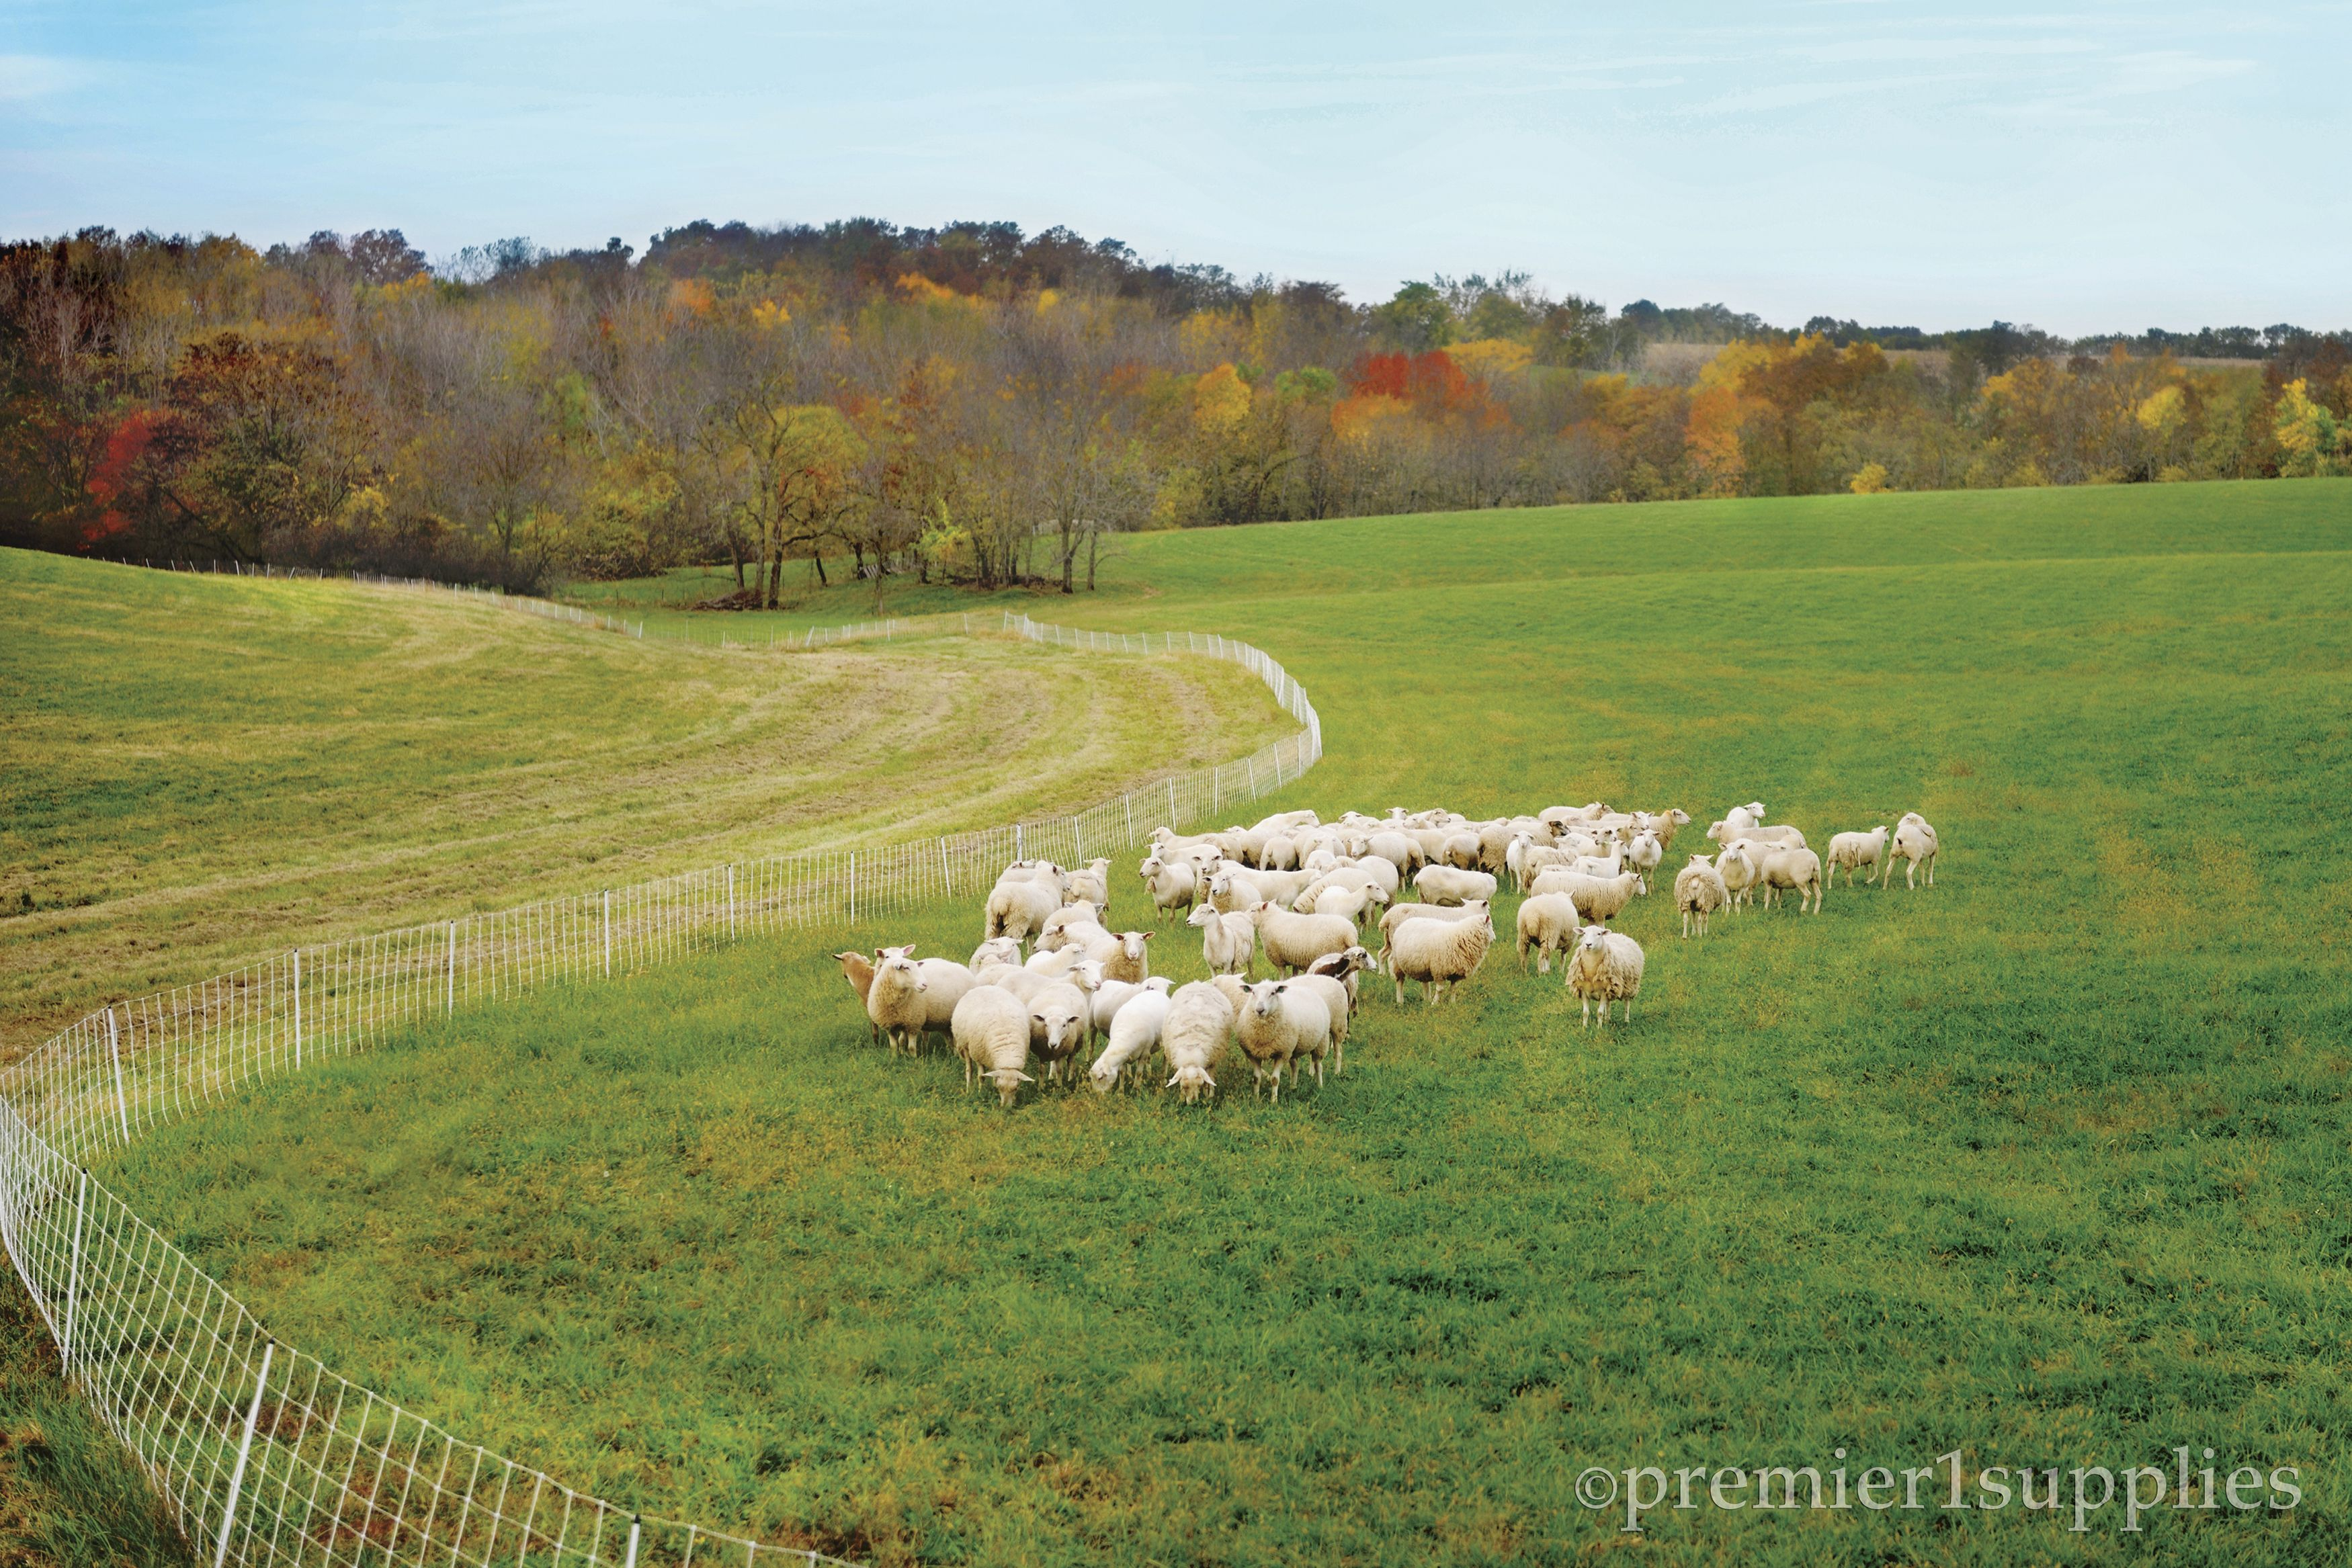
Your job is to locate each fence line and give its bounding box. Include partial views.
[0,605,1322,1568]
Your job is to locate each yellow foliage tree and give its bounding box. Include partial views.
[1192,363,1253,436]
[1445,339,1534,382]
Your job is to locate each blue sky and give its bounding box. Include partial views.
[3,2,2346,333]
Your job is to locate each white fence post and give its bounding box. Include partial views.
[58,1171,87,1366]
[603,891,612,977]
[446,921,457,1015]
[212,1339,274,1568]
[939,839,953,896]
[105,1007,130,1144]
[624,1516,642,1568]
[849,853,857,924]
[291,948,302,1068]
[1015,824,1024,863]
[727,865,737,938]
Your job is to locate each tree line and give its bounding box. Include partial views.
[3,220,2347,596]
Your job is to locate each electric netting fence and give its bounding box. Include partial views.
[0,607,1321,1568]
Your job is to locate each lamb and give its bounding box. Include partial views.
[1413,865,1498,906]
[1249,901,1359,976]
[1387,908,1495,1006]
[1025,981,1093,1084]
[1565,925,1644,1029]
[834,951,879,1044]
[1824,827,1888,891]
[1139,855,1198,920]
[1188,904,1258,977]
[1161,980,1236,1102]
[1377,899,1489,969]
[949,985,1035,1106]
[967,937,1021,971]
[1235,979,1334,1100]
[1886,813,1940,888]
[1673,854,1728,938]
[1513,893,1584,973]
[1066,857,1113,911]
[866,947,976,1055]
[1088,980,1174,1092]
[984,877,1061,943]
[1716,841,1763,910]
[1527,868,1640,923]
[1755,844,1824,914]
[1624,830,1663,895]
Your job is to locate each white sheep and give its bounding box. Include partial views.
[1088,980,1174,1092]
[1235,979,1333,1100]
[1716,842,1763,910]
[1206,867,1265,914]
[835,951,879,1045]
[1296,949,1366,1074]
[1413,865,1498,906]
[1161,981,1236,1102]
[1566,925,1644,1029]
[1078,928,1154,985]
[1310,881,1386,928]
[1527,868,1640,923]
[967,936,1022,971]
[1387,909,1495,1006]
[985,877,1061,943]
[866,947,975,1055]
[1187,904,1258,976]
[1139,855,1198,920]
[1886,813,1940,888]
[1624,830,1663,896]
[1249,901,1359,976]
[1673,854,1728,938]
[1441,831,1484,869]
[1025,980,1093,1084]
[1755,843,1824,914]
[1067,857,1113,910]
[1824,827,1888,891]
[1088,973,1172,1045]
[1376,899,1488,969]
[950,984,1035,1106]
[1035,901,1103,951]
[1634,808,1691,851]
[1514,893,1583,973]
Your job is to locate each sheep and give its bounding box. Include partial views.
[950,985,1035,1106]
[985,877,1061,943]
[967,937,1022,971]
[1514,893,1584,973]
[1188,904,1258,977]
[1065,857,1113,911]
[1618,830,1661,895]
[1540,803,1608,831]
[994,859,1070,902]
[1413,865,1498,907]
[1755,844,1824,914]
[1566,925,1644,1029]
[1296,857,1401,906]
[1716,841,1763,910]
[1568,848,1626,881]
[1824,826,1888,891]
[1376,899,1489,969]
[1527,868,1640,923]
[1088,973,1172,1043]
[1024,943,1089,975]
[1361,830,1426,877]
[1725,802,1765,832]
[1634,808,1691,851]
[834,951,879,1044]
[1036,901,1103,951]
[1673,854,1728,937]
[866,947,976,1056]
[1250,901,1359,976]
[1139,855,1198,920]
[1298,948,1367,1073]
[1078,928,1154,985]
[1310,881,1386,928]
[1235,979,1334,1100]
[1440,831,1484,869]
[976,962,1074,1005]
[1388,909,1495,1006]
[1886,814,1940,888]
[1226,865,1316,906]
[1161,980,1236,1102]
[1025,981,1093,1084]
[1088,980,1174,1092]
[1206,867,1265,914]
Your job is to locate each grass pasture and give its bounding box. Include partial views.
[80,480,2352,1564]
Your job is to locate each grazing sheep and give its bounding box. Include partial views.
[1161,981,1236,1102]
[1025,981,1093,1084]
[1824,827,1888,890]
[835,951,879,1044]
[1413,865,1498,906]
[1088,981,1175,1092]
[1527,868,1640,923]
[950,985,1035,1106]
[985,877,1061,943]
[1088,974,1173,1043]
[1624,830,1664,895]
[1188,904,1258,977]
[1886,814,1940,888]
[968,937,1021,971]
[1673,854,1728,938]
[1566,925,1645,1029]
[867,947,976,1056]
[1068,857,1113,911]
[1376,899,1489,969]
[1716,842,1763,910]
[1235,979,1334,1100]
[1388,909,1496,1006]
[1755,844,1824,914]
[1250,902,1359,976]
[1140,855,1199,920]
[1514,893,1584,973]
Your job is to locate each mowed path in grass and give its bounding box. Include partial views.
[0,552,1295,1057]
[92,481,2352,1566]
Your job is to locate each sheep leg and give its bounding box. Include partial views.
[1926,853,1936,886]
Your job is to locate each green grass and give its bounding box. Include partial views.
[0,551,1292,1056]
[50,478,2352,1563]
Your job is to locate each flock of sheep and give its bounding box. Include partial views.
[835,804,1943,1106]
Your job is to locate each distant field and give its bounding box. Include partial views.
[0,553,1293,1056]
[97,480,2352,1565]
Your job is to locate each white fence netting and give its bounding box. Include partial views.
[0,604,1322,1568]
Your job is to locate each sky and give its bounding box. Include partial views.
[3,1,2347,335]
